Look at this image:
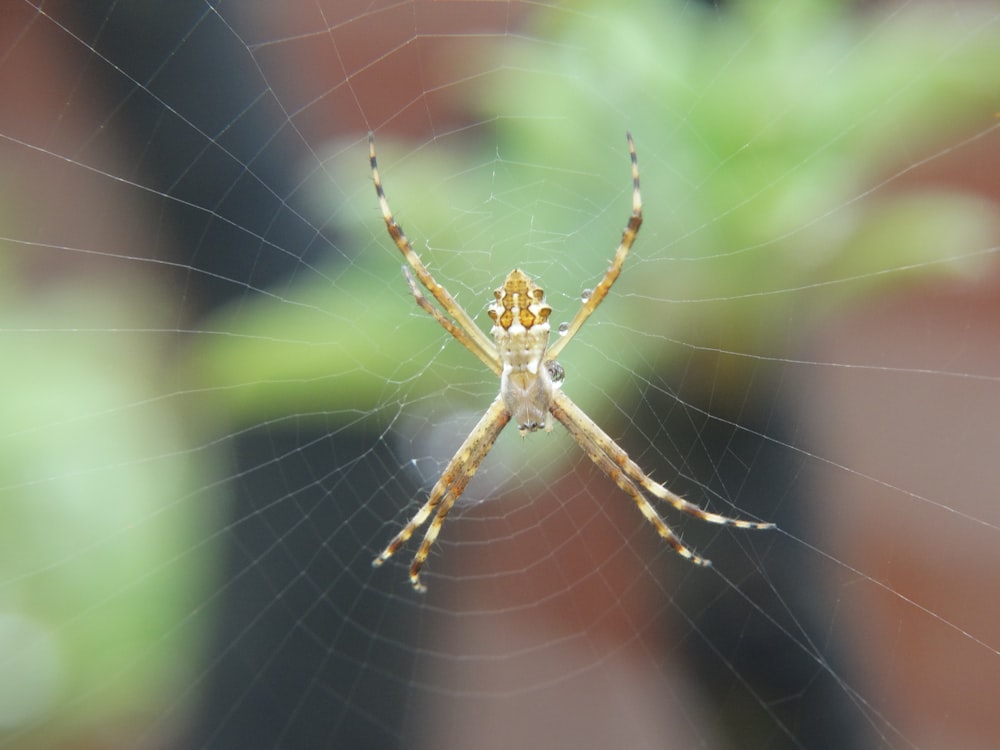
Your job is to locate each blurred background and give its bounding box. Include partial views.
[1,1,999,748]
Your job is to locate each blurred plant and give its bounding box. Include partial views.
[198,0,999,420]
[0,274,223,744]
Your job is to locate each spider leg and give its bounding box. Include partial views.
[407,453,490,591]
[546,132,642,362]
[549,391,774,562]
[369,133,501,373]
[401,266,502,376]
[548,391,712,566]
[374,396,511,591]
[551,391,773,529]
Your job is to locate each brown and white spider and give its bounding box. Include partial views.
[369,132,774,591]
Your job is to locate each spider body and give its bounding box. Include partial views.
[369,132,774,592]
[489,268,558,434]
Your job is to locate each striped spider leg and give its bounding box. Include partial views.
[369,132,775,591]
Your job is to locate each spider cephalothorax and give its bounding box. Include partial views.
[368,132,774,592]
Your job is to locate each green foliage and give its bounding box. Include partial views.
[0,280,223,741]
[199,0,999,420]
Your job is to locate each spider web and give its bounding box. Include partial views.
[2,1,999,749]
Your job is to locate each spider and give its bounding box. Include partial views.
[369,132,774,591]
